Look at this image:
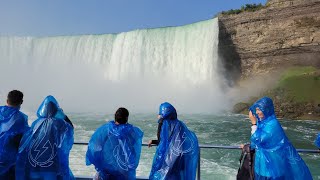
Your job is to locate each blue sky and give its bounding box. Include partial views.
[0,0,267,36]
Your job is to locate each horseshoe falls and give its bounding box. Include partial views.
[0,18,227,113]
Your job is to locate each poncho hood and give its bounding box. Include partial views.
[37,95,65,119]
[158,102,177,120]
[249,97,275,121]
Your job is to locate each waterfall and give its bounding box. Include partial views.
[0,18,226,113]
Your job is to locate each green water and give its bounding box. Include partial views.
[68,113,320,180]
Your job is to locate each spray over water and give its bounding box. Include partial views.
[0,18,227,113]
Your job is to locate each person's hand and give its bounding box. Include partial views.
[240,144,244,149]
[148,140,153,148]
[94,172,100,180]
[249,111,257,125]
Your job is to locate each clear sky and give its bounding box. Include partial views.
[0,0,267,36]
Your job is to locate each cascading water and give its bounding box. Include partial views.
[0,18,226,113]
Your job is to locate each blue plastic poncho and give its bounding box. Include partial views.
[315,133,320,148]
[250,97,312,180]
[86,121,143,180]
[16,95,74,180]
[149,102,199,180]
[0,106,29,175]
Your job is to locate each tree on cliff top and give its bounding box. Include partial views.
[221,3,265,15]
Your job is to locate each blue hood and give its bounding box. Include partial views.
[0,106,19,122]
[158,102,177,120]
[249,97,312,179]
[249,97,275,121]
[15,95,74,179]
[37,95,65,119]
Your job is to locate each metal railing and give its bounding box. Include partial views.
[73,141,320,180]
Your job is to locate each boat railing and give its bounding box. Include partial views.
[73,141,320,180]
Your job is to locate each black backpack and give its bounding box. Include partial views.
[236,144,255,180]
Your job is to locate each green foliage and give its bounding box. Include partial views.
[221,3,265,15]
[221,9,242,15]
[274,67,320,103]
[279,66,317,81]
[236,67,320,119]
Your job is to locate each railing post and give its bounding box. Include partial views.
[197,147,200,180]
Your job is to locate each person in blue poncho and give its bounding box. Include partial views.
[86,107,143,180]
[315,132,320,149]
[249,97,312,180]
[0,90,29,180]
[16,95,74,180]
[148,102,199,180]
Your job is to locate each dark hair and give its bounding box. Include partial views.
[7,90,24,106]
[115,107,129,124]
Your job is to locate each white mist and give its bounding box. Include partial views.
[0,18,227,114]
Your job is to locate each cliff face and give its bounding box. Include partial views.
[219,0,320,79]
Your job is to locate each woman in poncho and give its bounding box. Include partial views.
[149,102,199,180]
[249,97,312,180]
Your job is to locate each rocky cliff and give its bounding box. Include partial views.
[219,0,320,79]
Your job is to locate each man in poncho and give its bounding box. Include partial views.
[86,107,143,180]
[249,97,312,180]
[0,90,29,179]
[16,95,74,180]
[149,102,199,180]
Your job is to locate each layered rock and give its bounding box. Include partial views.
[219,0,320,79]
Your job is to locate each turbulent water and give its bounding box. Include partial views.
[24,112,320,179]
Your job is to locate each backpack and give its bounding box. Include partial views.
[236,144,255,180]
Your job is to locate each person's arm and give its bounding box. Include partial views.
[64,115,74,128]
[251,120,280,149]
[12,134,24,150]
[249,111,257,135]
[11,113,29,150]
[156,119,163,142]
[150,139,159,145]
[148,119,163,147]
[251,125,257,135]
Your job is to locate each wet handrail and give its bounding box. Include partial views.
[74,141,320,153]
[73,141,320,180]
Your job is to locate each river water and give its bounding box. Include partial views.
[66,113,320,179]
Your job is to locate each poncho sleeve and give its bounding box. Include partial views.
[250,120,282,149]
[85,125,106,171]
[315,132,320,148]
